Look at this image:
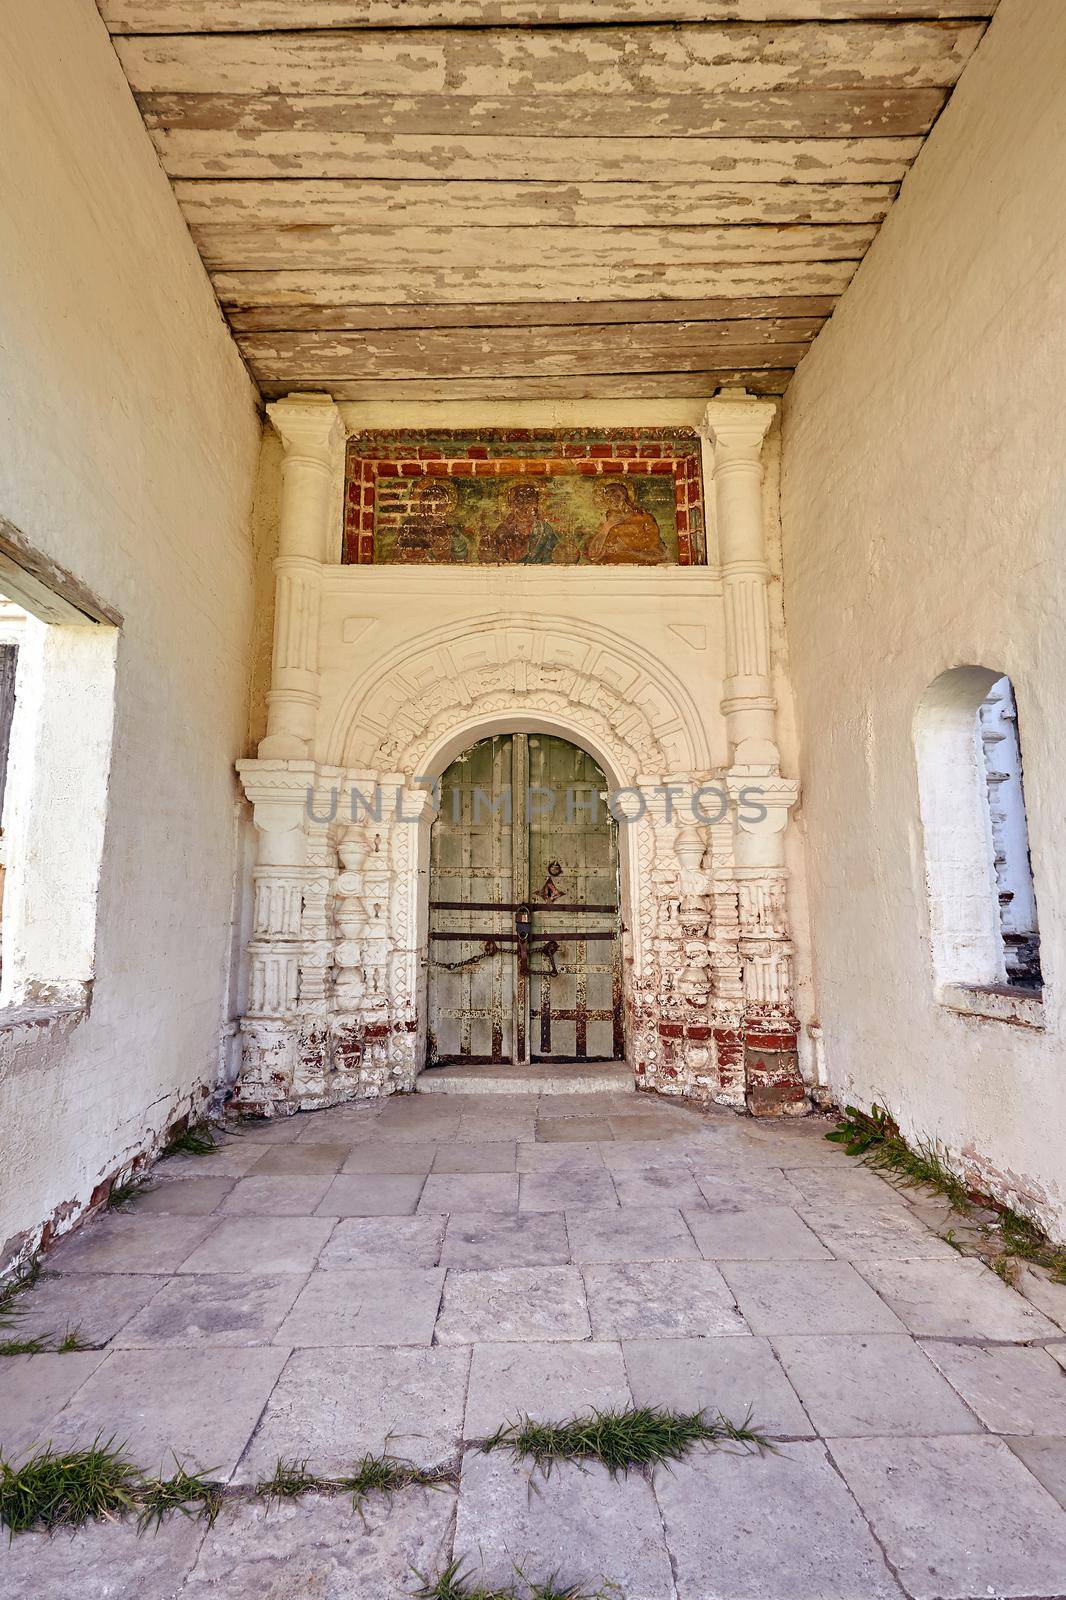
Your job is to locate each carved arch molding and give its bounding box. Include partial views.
[235,615,805,1118]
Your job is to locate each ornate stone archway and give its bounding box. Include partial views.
[234,392,808,1118]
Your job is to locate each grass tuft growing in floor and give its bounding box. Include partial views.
[137,1459,222,1530]
[412,1559,614,1600]
[162,1122,221,1159]
[255,1456,330,1501]
[0,1438,141,1534]
[827,1102,1066,1285]
[825,1104,971,1209]
[107,1175,148,1210]
[482,1405,771,1477]
[340,1452,453,1507]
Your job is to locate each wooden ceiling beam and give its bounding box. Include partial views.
[224,294,838,332]
[148,130,923,181]
[101,3,998,34]
[115,22,986,97]
[192,221,877,271]
[239,320,823,379]
[214,260,859,306]
[173,178,896,228]
[142,88,945,139]
[256,370,795,400]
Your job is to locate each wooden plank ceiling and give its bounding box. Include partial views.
[98,1,999,401]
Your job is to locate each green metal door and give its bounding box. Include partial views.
[427,733,623,1066]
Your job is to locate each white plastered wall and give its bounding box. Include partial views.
[0,0,262,1267]
[781,0,1066,1231]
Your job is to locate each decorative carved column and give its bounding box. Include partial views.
[259,393,345,761]
[234,394,345,1115]
[702,390,806,1115]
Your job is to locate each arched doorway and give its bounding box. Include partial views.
[427,732,623,1067]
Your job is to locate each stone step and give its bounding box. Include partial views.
[416,1062,634,1095]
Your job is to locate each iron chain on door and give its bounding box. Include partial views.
[427,733,622,1066]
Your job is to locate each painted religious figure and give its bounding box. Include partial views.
[484,482,560,564]
[586,480,667,565]
[394,479,471,564]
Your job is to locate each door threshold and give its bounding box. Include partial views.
[416,1062,634,1095]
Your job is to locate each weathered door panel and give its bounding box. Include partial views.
[428,735,515,1064]
[427,732,621,1067]
[527,735,622,1063]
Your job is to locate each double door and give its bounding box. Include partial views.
[427,733,622,1065]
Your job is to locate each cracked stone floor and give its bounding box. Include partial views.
[3,1089,1066,1599]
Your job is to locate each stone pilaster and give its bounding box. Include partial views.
[702,390,806,1115]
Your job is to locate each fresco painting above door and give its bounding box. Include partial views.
[344,428,706,566]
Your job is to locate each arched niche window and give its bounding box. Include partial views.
[914,667,1042,1025]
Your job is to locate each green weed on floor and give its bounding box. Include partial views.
[827,1102,1066,1284]
[482,1405,772,1476]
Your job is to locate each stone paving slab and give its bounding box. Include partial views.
[463,1340,631,1438]
[133,1177,236,1214]
[46,1215,217,1275]
[217,1175,334,1215]
[44,1346,290,1477]
[720,1260,906,1336]
[611,1164,708,1209]
[318,1215,447,1270]
[249,1142,351,1176]
[921,1341,1066,1435]
[455,1450,675,1599]
[782,1165,910,1207]
[273,1267,445,1347]
[434,1266,591,1344]
[831,1434,1066,1599]
[340,1141,438,1173]
[151,1142,273,1178]
[1005,1435,1066,1511]
[584,1259,747,1339]
[441,1211,569,1269]
[0,1350,107,1458]
[432,1141,518,1173]
[515,1141,606,1170]
[316,1173,427,1216]
[856,1256,1061,1341]
[623,1334,814,1437]
[536,1116,615,1142]
[566,1203,700,1264]
[181,1487,456,1599]
[683,1204,832,1262]
[800,1202,958,1260]
[179,1216,335,1274]
[419,1172,520,1213]
[0,1507,206,1600]
[518,1167,618,1212]
[5,1269,165,1346]
[655,1443,903,1599]
[235,1346,471,1478]
[692,1165,806,1211]
[771,1333,982,1438]
[112,1272,308,1349]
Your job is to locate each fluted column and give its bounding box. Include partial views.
[259,393,345,761]
[701,389,805,1114]
[701,388,778,773]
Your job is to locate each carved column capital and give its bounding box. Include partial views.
[699,389,776,470]
[267,393,345,481]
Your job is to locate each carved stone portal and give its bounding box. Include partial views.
[233,391,807,1116]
